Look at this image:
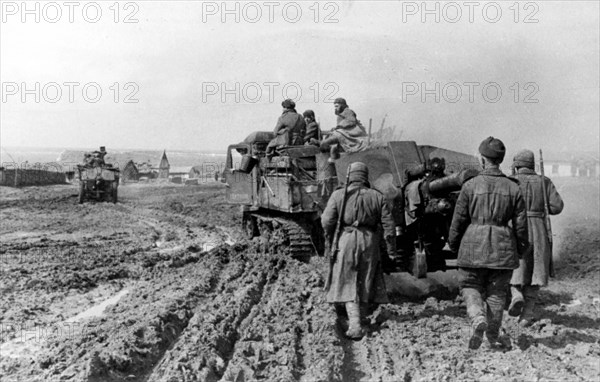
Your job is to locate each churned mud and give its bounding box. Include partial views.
[1,178,598,381]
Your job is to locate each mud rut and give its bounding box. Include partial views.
[1,182,599,382]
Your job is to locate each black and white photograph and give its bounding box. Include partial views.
[1,1,599,381]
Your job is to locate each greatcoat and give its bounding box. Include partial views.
[331,107,367,152]
[304,121,321,144]
[510,167,564,286]
[268,109,306,150]
[321,183,395,303]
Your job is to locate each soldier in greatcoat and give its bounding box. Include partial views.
[320,98,367,160]
[321,162,396,339]
[508,149,564,326]
[449,137,529,350]
[265,99,306,160]
[302,110,322,146]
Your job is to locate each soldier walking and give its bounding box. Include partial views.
[508,149,564,326]
[449,137,529,350]
[321,162,396,339]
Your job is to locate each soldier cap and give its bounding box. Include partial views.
[281,99,295,109]
[334,97,347,106]
[478,136,506,161]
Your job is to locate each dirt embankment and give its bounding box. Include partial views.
[1,177,598,381]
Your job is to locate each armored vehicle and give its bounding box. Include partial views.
[77,147,120,204]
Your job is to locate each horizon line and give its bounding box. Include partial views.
[0,145,228,155]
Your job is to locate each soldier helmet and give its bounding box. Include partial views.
[348,162,369,184]
[281,99,295,109]
[334,97,347,106]
[513,149,535,169]
[478,136,506,161]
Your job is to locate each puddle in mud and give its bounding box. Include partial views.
[157,227,234,252]
[66,289,129,322]
[204,240,234,251]
[158,245,184,253]
[0,230,54,242]
[1,288,129,359]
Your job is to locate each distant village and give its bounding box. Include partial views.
[0,147,597,188]
[119,150,223,185]
[543,152,598,178]
[0,149,226,187]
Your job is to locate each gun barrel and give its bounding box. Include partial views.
[539,149,552,234]
[427,168,480,194]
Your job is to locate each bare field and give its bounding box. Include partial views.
[0,178,598,381]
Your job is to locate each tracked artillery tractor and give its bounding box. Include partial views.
[76,147,120,204]
[223,131,480,275]
[223,132,331,262]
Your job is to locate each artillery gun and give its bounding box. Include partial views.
[76,146,120,204]
[223,132,480,274]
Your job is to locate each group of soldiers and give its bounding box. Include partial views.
[321,136,564,350]
[82,146,108,167]
[265,97,368,160]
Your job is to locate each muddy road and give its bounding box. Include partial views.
[1,178,598,381]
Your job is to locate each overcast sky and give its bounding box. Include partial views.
[1,0,598,158]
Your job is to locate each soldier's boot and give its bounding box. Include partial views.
[469,316,487,350]
[486,297,512,350]
[462,288,487,350]
[508,285,525,317]
[334,303,348,319]
[519,286,539,327]
[345,302,365,340]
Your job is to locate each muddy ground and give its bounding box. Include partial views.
[0,177,598,381]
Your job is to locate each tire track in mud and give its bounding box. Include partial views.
[340,329,400,382]
[337,302,438,382]
[146,252,346,382]
[220,257,344,382]
[298,261,344,382]
[146,251,276,381]
[218,260,303,382]
[2,184,245,381]
[34,246,233,381]
[340,339,372,382]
